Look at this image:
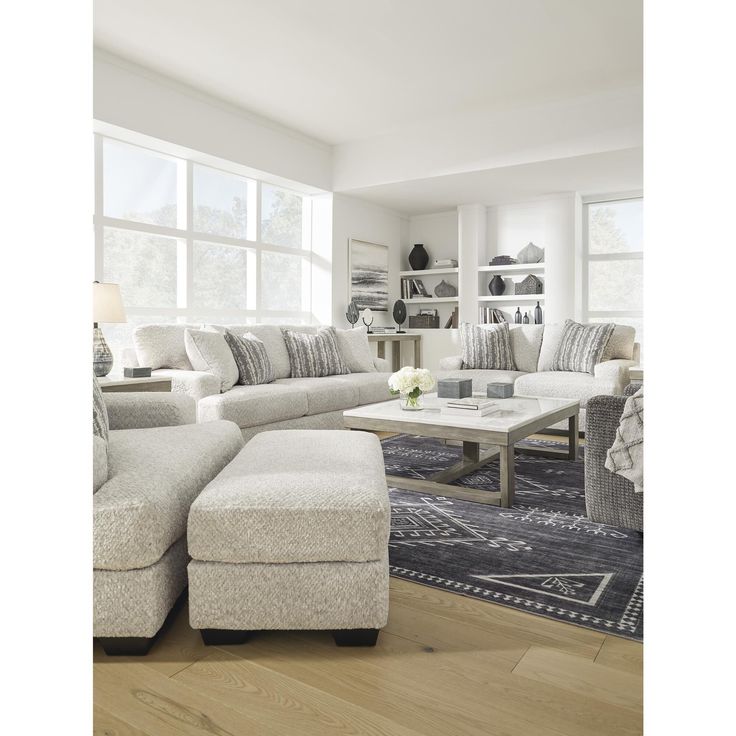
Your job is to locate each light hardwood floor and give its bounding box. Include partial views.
[94,432,642,735]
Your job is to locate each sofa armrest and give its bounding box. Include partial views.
[439,355,464,371]
[593,359,636,395]
[104,392,196,430]
[152,369,220,402]
[373,356,390,372]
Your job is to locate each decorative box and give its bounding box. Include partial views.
[514,274,544,295]
[438,377,473,399]
[124,366,152,378]
[486,381,514,399]
[408,314,440,329]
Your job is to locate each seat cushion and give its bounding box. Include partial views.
[332,372,393,405]
[435,369,527,393]
[275,377,359,414]
[514,371,600,408]
[188,430,390,564]
[197,383,308,428]
[93,420,244,571]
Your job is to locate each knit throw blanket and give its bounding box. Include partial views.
[605,388,644,493]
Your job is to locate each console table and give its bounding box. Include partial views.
[368,333,422,371]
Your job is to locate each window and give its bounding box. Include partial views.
[94,136,313,361]
[582,197,643,345]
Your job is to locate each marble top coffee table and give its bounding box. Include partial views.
[343,394,580,507]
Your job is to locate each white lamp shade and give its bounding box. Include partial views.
[93,282,126,323]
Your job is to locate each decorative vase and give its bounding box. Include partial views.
[489,275,506,296]
[534,301,543,324]
[514,308,522,324]
[523,312,530,324]
[393,299,407,333]
[93,324,113,377]
[400,389,424,411]
[434,279,457,298]
[408,244,429,271]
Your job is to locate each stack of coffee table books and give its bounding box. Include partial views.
[441,397,498,417]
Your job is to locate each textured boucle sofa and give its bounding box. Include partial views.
[93,386,243,655]
[127,324,393,441]
[437,323,640,429]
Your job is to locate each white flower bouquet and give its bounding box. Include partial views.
[388,366,435,410]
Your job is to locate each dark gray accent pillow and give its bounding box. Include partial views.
[224,331,275,385]
[460,322,516,371]
[551,320,615,374]
[93,375,109,442]
[281,326,349,378]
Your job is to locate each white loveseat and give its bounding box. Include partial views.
[437,323,640,429]
[127,324,394,441]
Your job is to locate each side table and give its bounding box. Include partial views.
[98,375,173,393]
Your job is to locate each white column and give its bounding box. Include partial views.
[457,204,486,324]
[543,195,576,324]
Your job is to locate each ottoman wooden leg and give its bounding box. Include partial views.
[332,629,380,647]
[200,629,252,646]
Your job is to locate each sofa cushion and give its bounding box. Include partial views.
[460,322,515,370]
[514,371,601,408]
[509,324,545,373]
[93,376,109,442]
[275,377,359,414]
[133,324,199,370]
[93,420,243,571]
[332,372,393,405]
[184,328,239,392]
[538,322,635,371]
[224,331,275,386]
[336,326,376,373]
[282,326,349,377]
[197,383,309,428]
[188,430,390,564]
[93,435,108,494]
[551,320,615,375]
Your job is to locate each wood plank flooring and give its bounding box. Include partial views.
[94,578,642,736]
[95,431,642,735]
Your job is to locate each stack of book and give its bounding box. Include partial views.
[433,258,458,268]
[401,278,430,299]
[442,397,498,417]
[371,326,396,334]
[479,307,506,324]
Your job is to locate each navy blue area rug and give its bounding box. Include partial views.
[383,435,643,641]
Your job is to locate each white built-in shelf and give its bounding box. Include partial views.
[405,296,459,304]
[478,295,545,303]
[477,263,545,274]
[399,267,459,277]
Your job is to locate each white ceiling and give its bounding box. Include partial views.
[341,147,643,214]
[94,0,642,146]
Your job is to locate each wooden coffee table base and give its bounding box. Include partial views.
[380,415,579,508]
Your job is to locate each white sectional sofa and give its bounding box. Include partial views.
[436,323,640,429]
[128,324,394,441]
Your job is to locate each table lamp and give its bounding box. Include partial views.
[93,281,126,377]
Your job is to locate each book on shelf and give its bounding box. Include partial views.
[478,306,506,324]
[444,306,459,328]
[400,278,430,299]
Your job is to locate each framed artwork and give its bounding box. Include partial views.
[349,238,389,311]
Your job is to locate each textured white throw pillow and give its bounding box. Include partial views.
[335,326,376,373]
[184,328,239,392]
[133,324,197,370]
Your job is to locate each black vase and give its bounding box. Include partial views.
[514,308,522,324]
[534,301,543,324]
[489,275,506,296]
[393,300,407,333]
[523,312,530,324]
[408,244,429,271]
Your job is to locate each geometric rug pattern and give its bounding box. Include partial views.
[384,435,643,640]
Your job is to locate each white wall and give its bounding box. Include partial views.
[331,194,408,331]
[94,50,332,191]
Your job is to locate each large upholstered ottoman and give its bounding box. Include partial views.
[187,429,390,646]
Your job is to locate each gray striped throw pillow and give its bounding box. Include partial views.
[224,331,275,385]
[282,326,349,378]
[460,322,516,371]
[551,320,615,374]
